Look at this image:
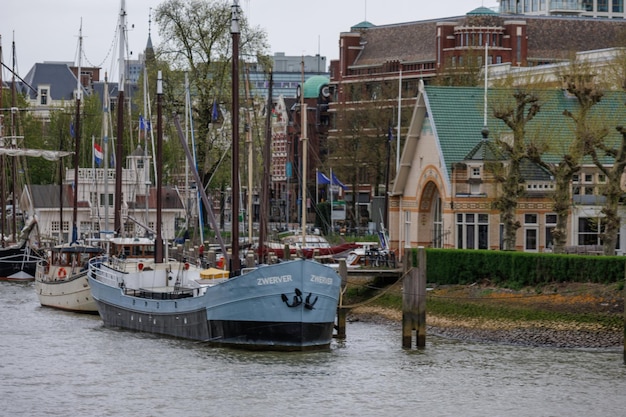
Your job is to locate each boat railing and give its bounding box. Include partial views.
[89,256,124,288]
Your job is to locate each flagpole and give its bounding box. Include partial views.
[330,167,334,233]
[315,168,319,205]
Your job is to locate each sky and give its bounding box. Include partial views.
[1,0,496,79]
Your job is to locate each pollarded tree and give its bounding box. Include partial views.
[526,62,600,254]
[492,90,541,250]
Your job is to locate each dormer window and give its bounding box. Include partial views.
[471,167,481,178]
[40,88,48,105]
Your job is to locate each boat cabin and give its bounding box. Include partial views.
[109,237,155,259]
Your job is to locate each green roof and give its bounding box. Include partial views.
[351,21,375,31]
[467,6,498,16]
[423,85,626,179]
[303,75,329,98]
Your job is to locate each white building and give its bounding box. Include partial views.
[19,146,186,245]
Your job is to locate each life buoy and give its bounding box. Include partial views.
[58,267,67,279]
[138,262,144,271]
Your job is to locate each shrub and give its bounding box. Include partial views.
[423,249,625,287]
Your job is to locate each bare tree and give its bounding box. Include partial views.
[492,90,541,250]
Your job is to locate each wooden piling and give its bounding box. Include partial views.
[283,243,290,261]
[335,259,348,339]
[402,247,426,349]
[416,247,426,348]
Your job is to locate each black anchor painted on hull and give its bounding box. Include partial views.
[281,288,303,308]
[304,293,318,310]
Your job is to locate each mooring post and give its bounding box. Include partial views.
[402,247,416,348]
[335,259,348,339]
[283,243,290,261]
[416,246,426,348]
[402,247,426,349]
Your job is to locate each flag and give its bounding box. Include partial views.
[94,143,103,166]
[388,126,394,142]
[332,172,347,190]
[317,171,331,185]
[139,115,151,132]
[211,101,219,122]
[70,122,75,138]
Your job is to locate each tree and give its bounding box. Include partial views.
[154,0,269,192]
[329,79,399,230]
[492,90,541,250]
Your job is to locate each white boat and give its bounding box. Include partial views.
[35,242,104,312]
[34,24,106,311]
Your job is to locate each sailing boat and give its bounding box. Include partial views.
[87,0,341,350]
[34,23,104,311]
[0,35,50,281]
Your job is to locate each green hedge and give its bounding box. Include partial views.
[422,249,625,288]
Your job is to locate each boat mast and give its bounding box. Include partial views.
[10,35,18,242]
[114,0,126,236]
[259,71,273,262]
[155,70,163,263]
[72,21,83,243]
[244,66,252,247]
[300,58,307,248]
[0,35,4,245]
[103,75,110,233]
[230,0,241,273]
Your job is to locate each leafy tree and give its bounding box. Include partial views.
[154,0,269,193]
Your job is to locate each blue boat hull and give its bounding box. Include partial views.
[88,259,341,350]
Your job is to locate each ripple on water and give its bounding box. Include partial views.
[1,282,625,417]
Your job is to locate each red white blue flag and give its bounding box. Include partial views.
[94,143,103,166]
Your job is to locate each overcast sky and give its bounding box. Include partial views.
[1,0,494,79]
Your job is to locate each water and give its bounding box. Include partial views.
[2,281,625,417]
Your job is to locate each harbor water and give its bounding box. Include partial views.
[2,281,625,417]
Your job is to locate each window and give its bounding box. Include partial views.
[457,213,489,249]
[100,193,114,206]
[524,213,538,251]
[545,214,557,250]
[577,217,619,248]
[40,88,48,105]
[432,197,443,248]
